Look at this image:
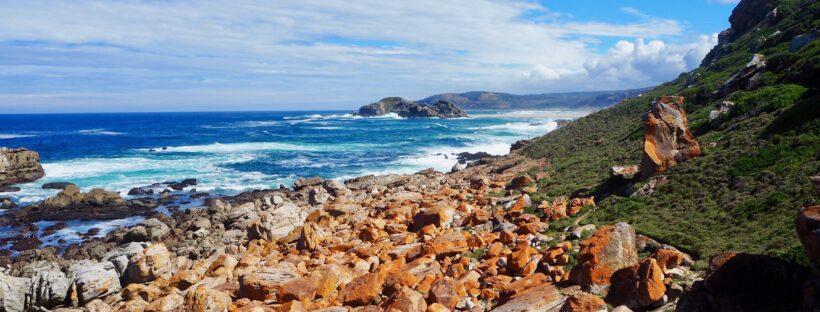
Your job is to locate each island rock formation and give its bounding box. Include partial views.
[640,96,701,178]
[355,97,467,118]
[0,148,44,187]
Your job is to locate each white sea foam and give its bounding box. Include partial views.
[476,121,558,135]
[79,129,124,135]
[0,134,35,139]
[141,142,318,153]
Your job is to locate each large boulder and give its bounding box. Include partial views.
[67,261,122,306]
[639,96,701,177]
[490,283,564,312]
[247,202,307,241]
[26,270,71,310]
[572,222,639,294]
[0,273,30,312]
[124,243,173,284]
[0,147,44,187]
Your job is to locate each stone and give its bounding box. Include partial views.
[508,175,534,190]
[560,292,606,312]
[797,205,820,266]
[68,261,122,306]
[609,165,639,180]
[651,249,684,274]
[26,270,70,310]
[636,258,666,307]
[383,287,426,312]
[145,292,184,312]
[238,268,299,301]
[184,285,232,312]
[573,222,639,293]
[451,162,464,173]
[0,147,44,187]
[125,218,171,242]
[424,231,469,256]
[411,206,455,231]
[277,277,317,302]
[708,101,736,128]
[125,243,173,283]
[490,283,563,312]
[429,277,461,310]
[247,202,307,241]
[293,177,323,191]
[789,29,819,53]
[341,273,384,305]
[0,272,30,312]
[639,96,701,177]
[103,242,145,277]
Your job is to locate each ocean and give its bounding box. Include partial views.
[0,110,587,247]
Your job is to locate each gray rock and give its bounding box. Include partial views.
[247,202,307,241]
[0,272,30,312]
[355,97,468,118]
[67,261,121,306]
[124,218,170,242]
[103,242,145,277]
[26,270,70,310]
[451,162,464,173]
[790,29,819,53]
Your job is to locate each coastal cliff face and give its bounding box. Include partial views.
[0,148,44,187]
[356,97,468,118]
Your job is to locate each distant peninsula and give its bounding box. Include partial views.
[354,97,468,118]
[420,88,648,110]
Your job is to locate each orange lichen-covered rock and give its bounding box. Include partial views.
[184,286,232,312]
[238,269,299,301]
[411,206,455,231]
[341,273,384,305]
[429,277,464,310]
[640,96,701,177]
[560,292,606,312]
[491,283,564,312]
[383,287,427,312]
[573,222,639,293]
[651,249,684,273]
[636,258,666,307]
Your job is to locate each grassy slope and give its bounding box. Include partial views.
[524,0,819,266]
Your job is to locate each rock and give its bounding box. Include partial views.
[411,206,455,231]
[635,258,666,307]
[789,29,819,53]
[630,175,668,197]
[247,202,307,241]
[185,285,232,312]
[573,222,639,293]
[322,179,347,194]
[355,97,468,118]
[0,272,30,312]
[508,175,534,190]
[383,287,426,312]
[797,205,820,268]
[145,292,184,312]
[124,218,170,242]
[341,273,384,305]
[640,96,701,177]
[490,283,564,312]
[560,292,606,312]
[717,54,767,97]
[68,261,122,306]
[570,224,596,240]
[26,270,70,310]
[41,182,76,190]
[124,243,173,284]
[450,162,464,173]
[103,242,145,277]
[293,177,324,191]
[609,165,639,180]
[429,277,461,310]
[238,268,299,301]
[677,252,807,312]
[308,188,330,205]
[0,147,44,187]
[708,101,736,128]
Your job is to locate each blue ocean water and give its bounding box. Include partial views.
[0,110,584,246]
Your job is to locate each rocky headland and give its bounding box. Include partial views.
[355,97,468,118]
[0,147,44,192]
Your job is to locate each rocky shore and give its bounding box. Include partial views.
[0,147,44,192]
[0,94,815,312]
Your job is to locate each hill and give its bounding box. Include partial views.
[419,88,648,110]
[523,0,818,265]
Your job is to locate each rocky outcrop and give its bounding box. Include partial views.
[708,100,736,128]
[2,185,158,224]
[0,148,44,187]
[716,54,766,97]
[640,96,701,178]
[355,97,467,118]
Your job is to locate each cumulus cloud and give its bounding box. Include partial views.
[0,0,718,112]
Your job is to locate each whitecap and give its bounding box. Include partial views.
[0,134,35,139]
[139,142,319,153]
[79,129,124,135]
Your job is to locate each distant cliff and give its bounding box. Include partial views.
[420,89,648,110]
[355,97,468,118]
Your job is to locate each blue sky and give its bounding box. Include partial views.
[0,0,738,113]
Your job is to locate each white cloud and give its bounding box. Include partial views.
[0,0,717,111]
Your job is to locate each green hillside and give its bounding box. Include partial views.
[524,0,819,266]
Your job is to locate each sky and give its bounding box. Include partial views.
[0,0,739,113]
